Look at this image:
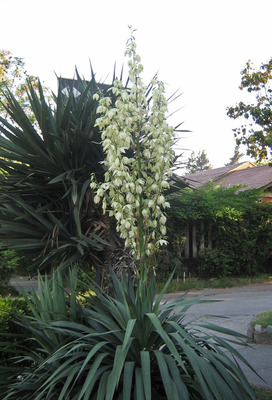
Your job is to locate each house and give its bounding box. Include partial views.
[183,162,272,201]
[180,162,272,264]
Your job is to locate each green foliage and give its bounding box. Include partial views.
[251,310,272,329]
[0,295,30,366]
[0,249,19,283]
[196,249,232,278]
[0,49,50,122]
[0,295,28,333]
[155,274,270,293]
[0,270,256,399]
[227,58,272,162]
[225,145,244,165]
[155,222,187,281]
[186,150,212,174]
[220,206,272,276]
[0,73,117,274]
[169,184,264,222]
[76,266,96,290]
[254,386,272,400]
[158,184,272,279]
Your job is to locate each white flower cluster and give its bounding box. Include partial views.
[92,33,175,261]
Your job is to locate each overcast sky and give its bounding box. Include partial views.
[2,0,272,169]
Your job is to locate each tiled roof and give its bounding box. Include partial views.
[183,162,272,190]
[215,164,272,190]
[183,162,256,189]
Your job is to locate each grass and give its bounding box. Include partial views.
[156,274,272,293]
[254,386,272,400]
[251,310,272,329]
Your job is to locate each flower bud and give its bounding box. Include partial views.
[160,226,166,235]
[157,195,165,205]
[125,221,131,229]
[94,195,100,204]
[135,185,142,194]
[142,209,149,218]
[161,180,169,188]
[159,215,167,225]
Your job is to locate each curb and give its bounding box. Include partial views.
[247,324,272,345]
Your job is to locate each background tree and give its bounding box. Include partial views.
[225,144,244,165]
[185,149,212,173]
[0,49,46,121]
[0,50,26,97]
[227,58,272,162]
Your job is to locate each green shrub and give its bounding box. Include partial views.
[164,186,272,279]
[196,249,233,278]
[0,295,30,366]
[0,270,257,400]
[0,295,29,333]
[251,310,272,329]
[254,386,272,400]
[0,250,20,284]
[74,266,96,292]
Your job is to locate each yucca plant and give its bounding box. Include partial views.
[0,68,185,280]
[0,270,256,400]
[0,30,257,400]
[0,269,80,396]
[0,72,119,276]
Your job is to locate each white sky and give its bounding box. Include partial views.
[2,0,272,170]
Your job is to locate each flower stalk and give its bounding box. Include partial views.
[93,29,175,289]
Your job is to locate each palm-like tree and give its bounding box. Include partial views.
[0,72,120,278]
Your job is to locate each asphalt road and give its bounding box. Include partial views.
[10,276,40,293]
[164,283,272,388]
[164,283,272,334]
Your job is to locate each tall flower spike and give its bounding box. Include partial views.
[94,31,175,280]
